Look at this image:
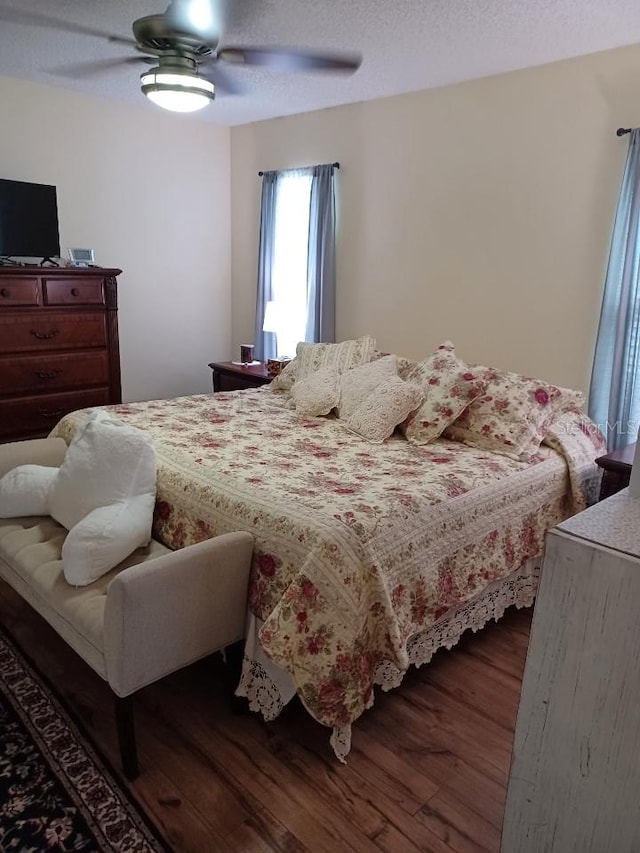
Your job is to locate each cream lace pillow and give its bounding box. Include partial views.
[296,336,376,380]
[344,377,424,443]
[401,343,487,445]
[338,355,399,419]
[291,365,340,417]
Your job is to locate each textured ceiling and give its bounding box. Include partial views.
[1,0,640,126]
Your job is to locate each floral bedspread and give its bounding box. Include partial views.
[50,390,603,734]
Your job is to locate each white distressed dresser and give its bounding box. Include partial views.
[501,487,640,853]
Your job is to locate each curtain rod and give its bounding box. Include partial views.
[617,127,635,136]
[258,161,340,176]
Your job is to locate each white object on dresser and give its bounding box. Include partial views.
[68,248,95,266]
[501,488,640,853]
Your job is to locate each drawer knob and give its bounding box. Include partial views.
[30,328,60,340]
[71,287,79,296]
[34,369,62,381]
[0,288,10,297]
[36,408,64,419]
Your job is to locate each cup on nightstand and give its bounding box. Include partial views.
[239,344,255,365]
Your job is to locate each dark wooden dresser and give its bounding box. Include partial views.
[0,266,122,442]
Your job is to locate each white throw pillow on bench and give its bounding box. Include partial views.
[49,410,156,586]
[0,410,156,587]
[0,464,59,517]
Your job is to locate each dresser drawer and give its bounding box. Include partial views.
[0,277,40,306]
[0,351,109,396]
[215,372,270,392]
[0,388,111,440]
[44,278,104,305]
[0,313,107,353]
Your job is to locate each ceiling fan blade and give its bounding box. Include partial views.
[164,0,222,43]
[165,0,258,41]
[51,56,151,80]
[0,5,136,47]
[218,46,361,74]
[200,64,244,96]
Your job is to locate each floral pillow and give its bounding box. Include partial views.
[371,349,418,379]
[343,376,424,443]
[291,365,340,417]
[296,336,376,380]
[397,356,419,380]
[444,365,586,461]
[338,355,399,420]
[400,343,486,445]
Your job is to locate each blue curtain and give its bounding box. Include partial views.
[589,129,640,450]
[305,164,336,343]
[254,171,279,361]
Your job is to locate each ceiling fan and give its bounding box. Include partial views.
[0,0,361,113]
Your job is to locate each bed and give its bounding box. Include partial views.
[50,365,603,759]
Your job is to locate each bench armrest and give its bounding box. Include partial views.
[103,531,254,696]
[0,438,67,478]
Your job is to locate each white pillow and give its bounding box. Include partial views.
[337,355,399,420]
[62,495,156,586]
[291,365,341,417]
[49,410,156,586]
[0,464,59,517]
[50,410,155,530]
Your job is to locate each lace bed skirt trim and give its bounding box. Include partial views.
[238,558,540,761]
[236,612,296,723]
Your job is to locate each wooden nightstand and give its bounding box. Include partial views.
[595,442,636,500]
[208,360,271,392]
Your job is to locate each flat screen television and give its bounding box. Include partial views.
[0,178,60,259]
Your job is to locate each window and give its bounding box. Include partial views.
[268,171,312,357]
[254,163,337,362]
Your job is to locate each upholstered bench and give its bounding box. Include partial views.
[0,437,254,779]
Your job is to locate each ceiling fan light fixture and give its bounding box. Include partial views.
[140,67,214,112]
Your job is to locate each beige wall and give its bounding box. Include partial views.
[0,76,231,402]
[231,43,640,393]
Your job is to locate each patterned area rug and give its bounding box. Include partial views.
[0,628,166,852]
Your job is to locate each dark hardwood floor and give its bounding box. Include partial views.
[0,581,531,852]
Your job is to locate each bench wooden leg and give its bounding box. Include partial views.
[225,640,249,714]
[225,639,244,686]
[114,694,139,781]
